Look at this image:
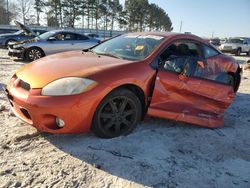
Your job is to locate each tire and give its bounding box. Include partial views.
[248,49,250,56]
[92,88,142,138]
[26,47,44,61]
[235,48,241,56]
[5,39,16,48]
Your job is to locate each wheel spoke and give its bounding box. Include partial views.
[120,98,128,112]
[100,113,113,119]
[122,118,131,127]
[103,119,114,130]
[109,100,118,113]
[123,109,135,117]
[115,122,121,133]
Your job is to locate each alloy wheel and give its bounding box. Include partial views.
[98,96,137,137]
[28,49,42,61]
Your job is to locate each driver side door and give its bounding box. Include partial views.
[148,40,235,127]
[45,32,74,55]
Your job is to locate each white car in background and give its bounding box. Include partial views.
[219,37,250,56]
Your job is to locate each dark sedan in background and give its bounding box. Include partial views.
[0,21,46,48]
[0,28,18,34]
[8,30,100,61]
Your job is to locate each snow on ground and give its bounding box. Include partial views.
[0,49,250,188]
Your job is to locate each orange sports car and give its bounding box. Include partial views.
[4,32,242,138]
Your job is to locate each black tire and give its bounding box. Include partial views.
[235,48,241,56]
[248,49,250,56]
[5,39,16,48]
[26,47,44,61]
[92,88,142,138]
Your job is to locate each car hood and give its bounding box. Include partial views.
[10,37,39,47]
[14,20,36,36]
[16,51,134,88]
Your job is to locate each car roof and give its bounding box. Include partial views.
[48,30,83,35]
[230,37,249,40]
[125,32,210,45]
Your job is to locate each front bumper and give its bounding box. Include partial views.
[6,75,108,134]
[8,47,25,59]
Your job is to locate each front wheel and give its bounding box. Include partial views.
[92,88,142,138]
[26,47,44,61]
[235,48,241,56]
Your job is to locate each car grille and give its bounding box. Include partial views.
[19,79,31,91]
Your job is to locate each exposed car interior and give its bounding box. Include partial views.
[158,41,235,87]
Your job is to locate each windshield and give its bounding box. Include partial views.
[38,31,56,40]
[92,34,165,60]
[227,38,243,44]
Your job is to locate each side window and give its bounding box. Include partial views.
[77,34,89,40]
[54,33,65,41]
[64,33,76,40]
[159,40,203,73]
[203,45,219,58]
[193,60,233,86]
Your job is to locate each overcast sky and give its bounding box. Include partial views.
[121,0,250,38]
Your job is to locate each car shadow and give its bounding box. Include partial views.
[13,58,29,63]
[44,91,250,187]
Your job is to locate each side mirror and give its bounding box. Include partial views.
[48,37,56,41]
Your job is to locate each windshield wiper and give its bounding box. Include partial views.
[96,52,124,59]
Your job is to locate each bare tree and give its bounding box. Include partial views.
[16,0,33,24]
[0,0,18,24]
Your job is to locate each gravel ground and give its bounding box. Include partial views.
[0,49,250,188]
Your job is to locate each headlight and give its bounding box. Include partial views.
[13,44,24,48]
[41,77,98,96]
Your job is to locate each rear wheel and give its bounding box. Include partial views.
[26,47,44,61]
[248,49,250,56]
[92,88,142,138]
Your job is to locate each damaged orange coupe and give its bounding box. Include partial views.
[4,32,242,138]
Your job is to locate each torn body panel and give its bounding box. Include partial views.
[148,70,235,128]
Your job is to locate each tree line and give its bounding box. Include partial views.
[0,0,173,32]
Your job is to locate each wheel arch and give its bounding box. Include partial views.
[102,83,147,120]
[5,38,17,46]
[24,46,45,60]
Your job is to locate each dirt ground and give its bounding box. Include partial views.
[0,49,250,188]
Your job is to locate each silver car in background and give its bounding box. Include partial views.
[8,30,100,61]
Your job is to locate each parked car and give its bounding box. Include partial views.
[0,21,46,48]
[4,32,242,138]
[0,28,18,34]
[8,30,100,61]
[209,38,221,46]
[219,37,250,56]
[85,33,104,41]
